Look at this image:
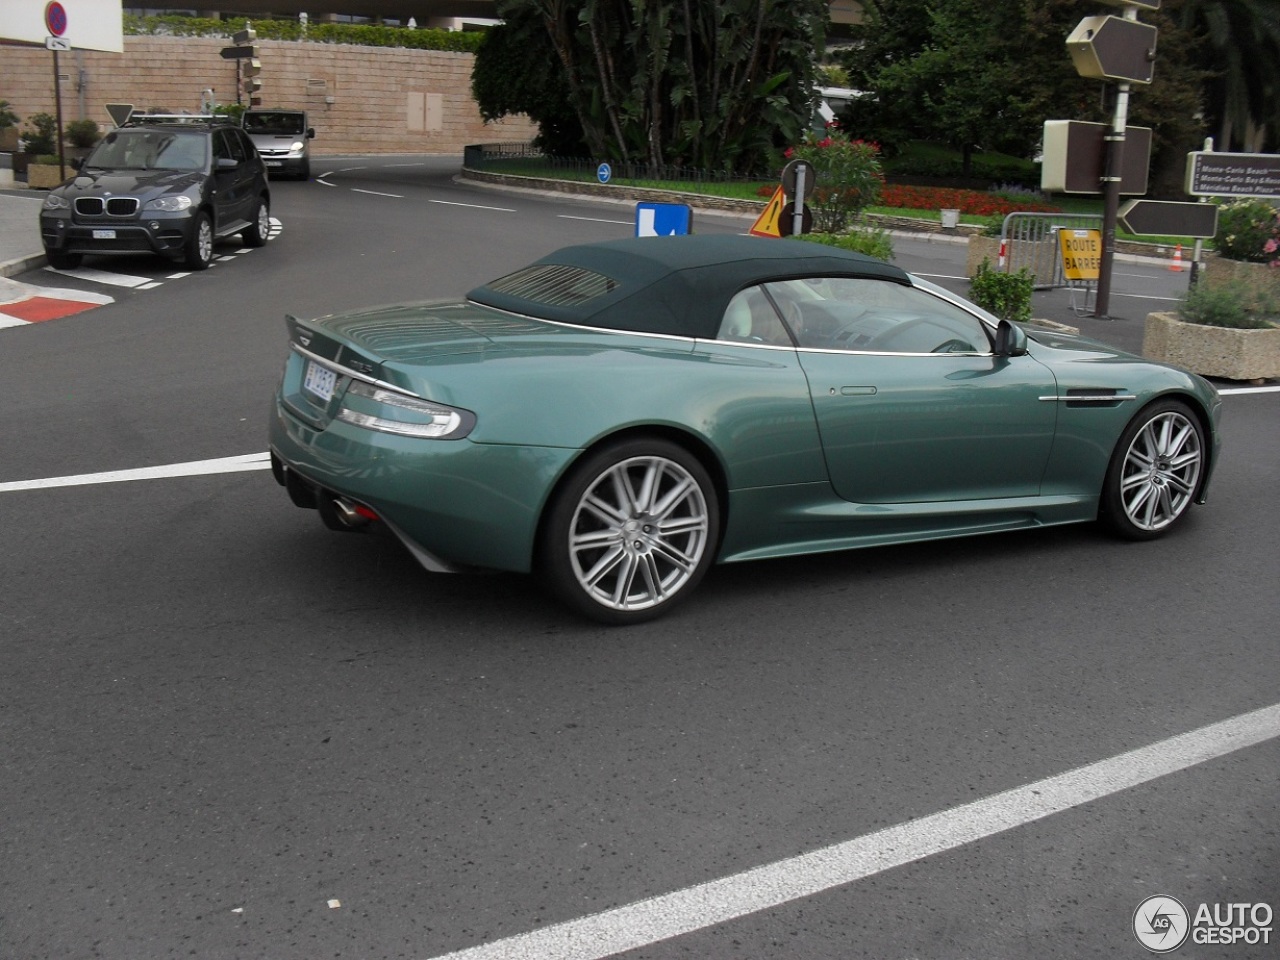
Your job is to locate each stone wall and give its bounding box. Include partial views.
[0,35,536,155]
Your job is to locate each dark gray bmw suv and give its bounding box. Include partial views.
[39,115,271,271]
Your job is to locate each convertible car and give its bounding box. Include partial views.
[269,235,1221,623]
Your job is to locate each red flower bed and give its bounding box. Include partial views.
[879,184,1061,217]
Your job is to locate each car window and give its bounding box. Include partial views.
[716,286,793,345]
[213,129,246,164]
[764,277,992,354]
[244,112,305,135]
[155,133,207,171]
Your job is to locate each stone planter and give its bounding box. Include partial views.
[26,162,67,189]
[965,234,1059,287]
[1199,256,1280,313]
[1144,310,1280,381]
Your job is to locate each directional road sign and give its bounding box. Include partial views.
[1118,200,1218,239]
[1067,15,1158,85]
[635,203,693,237]
[1185,152,1280,199]
[220,44,258,59]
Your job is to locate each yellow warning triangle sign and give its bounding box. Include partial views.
[750,185,786,238]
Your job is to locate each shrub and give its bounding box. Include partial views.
[880,184,1060,217]
[785,122,884,233]
[0,100,19,130]
[65,119,101,149]
[969,259,1032,323]
[1214,199,1280,264]
[22,112,58,155]
[798,228,895,263]
[1180,281,1275,329]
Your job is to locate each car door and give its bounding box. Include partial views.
[212,128,253,228]
[766,277,1059,505]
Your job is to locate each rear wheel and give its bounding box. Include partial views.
[46,250,82,270]
[539,438,719,624]
[242,196,270,247]
[183,212,214,270]
[1101,400,1205,540]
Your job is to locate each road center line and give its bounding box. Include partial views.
[427,198,517,212]
[424,702,1280,960]
[0,452,271,492]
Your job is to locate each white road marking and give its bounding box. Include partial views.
[43,265,153,288]
[353,188,405,199]
[0,314,28,329]
[427,198,516,212]
[425,702,1280,960]
[1219,385,1280,395]
[558,215,632,225]
[0,452,271,493]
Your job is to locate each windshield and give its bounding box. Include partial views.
[86,130,208,172]
[243,112,305,135]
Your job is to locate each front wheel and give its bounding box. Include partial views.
[183,212,214,270]
[1101,400,1205,540]
[539,439,719,624]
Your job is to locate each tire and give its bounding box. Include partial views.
[1101,400,1205,540]
[183,212,214,270]
[539,438,719,624]
[46,250,82,270]
[242,196,270,247]
[296,160,310,181]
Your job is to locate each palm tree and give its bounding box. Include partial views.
[1177,0,1280,150]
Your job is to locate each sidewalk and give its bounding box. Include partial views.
[0,187,47,278]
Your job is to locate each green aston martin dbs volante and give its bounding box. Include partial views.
[269,234,1221,623]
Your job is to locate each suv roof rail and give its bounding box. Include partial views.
[122,113,231,127]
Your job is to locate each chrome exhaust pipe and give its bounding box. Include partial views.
[331,497,369,528]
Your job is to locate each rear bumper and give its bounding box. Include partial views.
[268,394,578,574]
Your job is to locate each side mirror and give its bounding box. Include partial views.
[70,156,83,171]
[994,319,1028,357]
[306,128,316,139]
[215,157,239,171]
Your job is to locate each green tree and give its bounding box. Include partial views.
[1176,0,1280,151]
[473,0,829,174]
[839,0,1209,193]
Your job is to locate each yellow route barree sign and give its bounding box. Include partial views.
[1059,229,1102,280]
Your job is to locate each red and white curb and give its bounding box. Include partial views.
[0,277,114,328]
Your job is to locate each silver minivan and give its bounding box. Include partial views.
[242,109,315,180]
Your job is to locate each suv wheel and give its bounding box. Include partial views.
[242,196,270,247]
[184,213,214,270]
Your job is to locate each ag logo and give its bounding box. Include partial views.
[1134,895,1190,953]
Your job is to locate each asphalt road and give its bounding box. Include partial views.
[1,157,1277,960]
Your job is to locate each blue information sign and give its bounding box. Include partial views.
[635,202,693,237]
[597,163,612,184]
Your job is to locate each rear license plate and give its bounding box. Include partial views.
[303,361,337,402]
[92,229,116,239]
[266,161,282,167]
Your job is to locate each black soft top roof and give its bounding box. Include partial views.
[468,234,910,338]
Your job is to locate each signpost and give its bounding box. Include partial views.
[1064,2,1161,319]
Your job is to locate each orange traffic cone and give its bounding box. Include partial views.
[1169,244,1184,272]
